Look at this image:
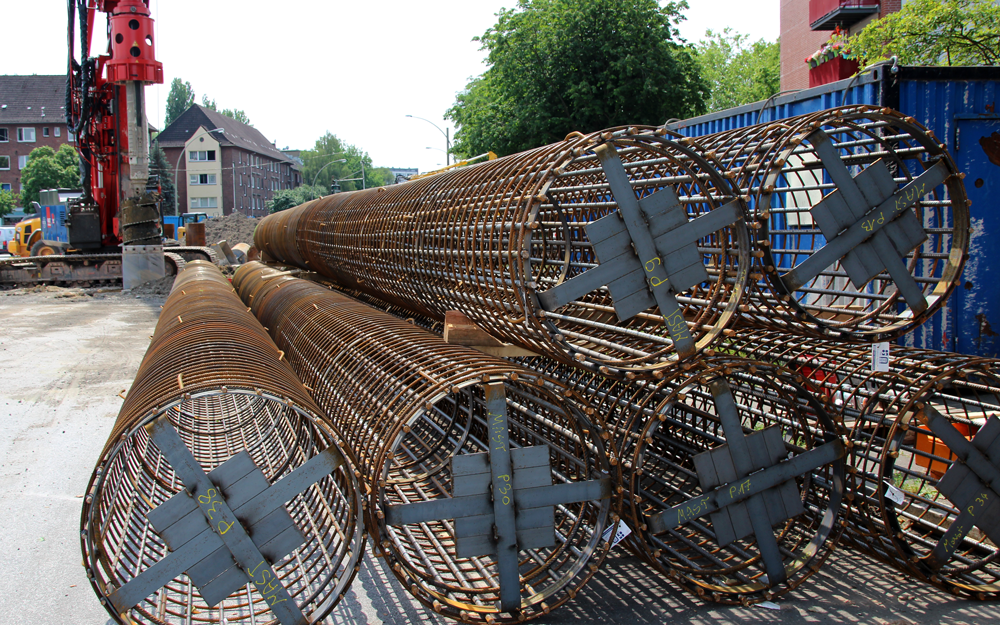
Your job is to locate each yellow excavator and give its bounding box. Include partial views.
[5,216,54,257]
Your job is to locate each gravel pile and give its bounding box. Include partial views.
[127,274,176,297]
[203,212,261,246]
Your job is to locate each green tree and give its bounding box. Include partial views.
[695,29,780,112]
[165,78,195,127]
[267,184,328,214]
[149,143,176,215]
[299,133,390,192]
[446,0,707,157]
[0,189,18,218]
[852,0,1000,66]
[20,145,81,206]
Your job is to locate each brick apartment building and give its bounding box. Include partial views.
[0,75,76,197]
[780,0,902,91]
[157,105,301,218]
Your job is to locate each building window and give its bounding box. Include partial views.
[68,130,76,142]
[17,128,36,142]
[18,155,29,169]
[191,197,218,209]
[1,183,10,192]
[54,127,60,137]
[0,156,8,170]
[42,128,50,137]
[0,129,7,142]
[190,173,217,185]
[189,150,216,162]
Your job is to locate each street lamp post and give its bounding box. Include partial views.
[173,127,224,216]
[312,158,346,187]
[406,115,450,166]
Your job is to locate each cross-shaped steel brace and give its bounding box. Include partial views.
[780,129,952,315]
[107,418,346,625]
[914,409,1000,569]
[383,382,612,612]
[536,143,743,358]
[647,378,845,584]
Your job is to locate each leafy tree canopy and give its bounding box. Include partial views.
[165,78,195,127]
[852,0,1000,66]
[446,0,707,157]
[0,189,18,217]
[695,28,780,112]
[267,184,328,214]
[299,132,392,192]
[20,145,81,206]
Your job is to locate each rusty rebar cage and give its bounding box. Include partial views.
[691,105,969,340]
[233,262,620,623]
[255,127,750,378]
[522,356,846,604]
[719,329,1000,598]
[81,261,365,625]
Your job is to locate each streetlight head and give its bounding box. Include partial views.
[405,114,413,118]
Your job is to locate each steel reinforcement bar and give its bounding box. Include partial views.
[254,127,751,378]
[233,261,620,623]
[80,261,365,625]
[689,105,969,340]
[718,329,1000,599]
[520,355,847,604]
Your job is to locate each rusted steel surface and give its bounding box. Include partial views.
[521,356,846,604]
[81,261,365,625]
[693,105,969,340]
[254,127,750,378]
[233,261,620,623]
[719,329,1000,598]
[301,275,847,604]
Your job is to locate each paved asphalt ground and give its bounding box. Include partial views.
[2,289,998,624]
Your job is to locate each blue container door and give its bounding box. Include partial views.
[953,117,1000,357]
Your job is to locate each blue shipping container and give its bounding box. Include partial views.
[667,64,1000,357]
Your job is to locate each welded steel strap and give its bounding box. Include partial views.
[781,129,949,314]
[106,418,345,625]
[485,382,520,612]
[917,409,1000,569]
[709,379,787,584]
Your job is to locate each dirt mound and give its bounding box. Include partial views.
[127,274,175,297]
[203,212,261,246]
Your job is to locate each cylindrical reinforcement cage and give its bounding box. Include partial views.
[233,261,619,623]
[718,329,1000,599]
[254,126,751,379]
[517,356,846,604]
[688,105,969,340]
[81,261,365,625]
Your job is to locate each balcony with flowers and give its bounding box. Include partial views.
[805,27,860,87]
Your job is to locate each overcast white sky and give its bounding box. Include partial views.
[5,1,779,174]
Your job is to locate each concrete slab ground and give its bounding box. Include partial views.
[1,290,997,625]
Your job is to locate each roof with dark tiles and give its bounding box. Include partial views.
[156,104,291,163]
[0,75,69,125]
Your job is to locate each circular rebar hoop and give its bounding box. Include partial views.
[718,329,1000,598]
[519,356,846,604]
[254,127,750,378]
[693,105,969,340]
[233,262,620,623]
[81,261,365,625]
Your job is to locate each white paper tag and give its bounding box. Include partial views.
[872,342,891,372]
[884,483,906,505]
[757,601,781,610]
[601,520,632,547]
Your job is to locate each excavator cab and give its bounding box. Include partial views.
[7,218,41,257]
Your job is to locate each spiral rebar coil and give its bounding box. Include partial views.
[81,261,365,625]
[255,127,750,378]
[718,329,1000,598]
[689,105,969,339]
[233,261,619,623]
[519,355,846,604]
